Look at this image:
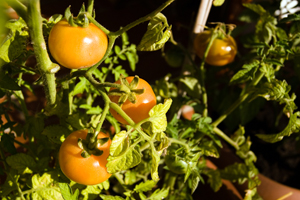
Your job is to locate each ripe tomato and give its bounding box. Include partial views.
[194,30,237,66]
[109,77,157,125]
[180,105,195,121]
[58,130,111,185]
[48,20,108,69]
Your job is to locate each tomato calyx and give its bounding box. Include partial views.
[108,75,145,106]
[77,130,109,158]
[64,1,96,28]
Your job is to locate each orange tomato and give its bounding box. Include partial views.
[181,105,195,121]
[48,20,108,69]
[194,30,237,66]
[58,130,111,185]
[109,77,157,125]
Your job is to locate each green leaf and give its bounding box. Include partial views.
[99,195,125,200]
[240,97,265,125]
[206,169,222,192]
[0,134,17,155]
[109,130,128,156]
[137,13,171,51]
[256,112,300,143]
[24,115,45,137]
[155,132,169,153]
[31,173,63,200]
[276,27,288,40]
[213,0,225,7]
[107,146,141,174]
[125,49,138,71]
[106,115,121,134]
[58,183,79,200]
[148,98,172,133]
[259,63,275,82]
[81,185,102,200]
[148,187,169,200]
[0,18,28,62]
[189,170,202,194]
[0,69,22,90]
[86,106,102,115]
[150,148,161,182]
[263,59,283,66]
[200,140,220,158]
[73,77,87,95]
[230,60,260,84]
[125,170,137,185]
[279,14,300,23]
[0,169,20,197]
[179,77,201,99]
[112,65,128,81]
[243,3,277,43]
[252,79,291,102]
[65,113,85,130]
[6,153,37,174]
[134,180,156,193]
[42,125,71,144]
[220,163,248,183]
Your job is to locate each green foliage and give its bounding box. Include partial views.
[2,0,300,200]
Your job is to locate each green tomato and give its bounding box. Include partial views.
[164,45,185,68]
[165,145,189,174]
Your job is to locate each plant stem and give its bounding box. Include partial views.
[87,0,94,15]
[94,102,110,139]
[13,90,29,119]
[27,0,57,106]
[112,0,175,36]
[168,138,190,153]
[0,146,8,170]
[199,30,218,117]
[211,70,265,127]
[213,127,239,150]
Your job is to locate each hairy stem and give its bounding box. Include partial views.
[213,127,239,150]
[27,0,57,106]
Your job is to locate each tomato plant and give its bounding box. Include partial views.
[165,144,189,174]
[193,30,237,66]
[58,130,111,185]
[48,20,108,69]
[109,76,157,125]
[2,0,300,199]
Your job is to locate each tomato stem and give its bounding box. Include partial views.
[168,138,190,153]
[199,29,218,117]
[213,127,239,150]
[92,102,110,143]
[27,0,57,106]
[112,0,175,36]
[13,90,29,119]
[87,0,94,16]
[211,70,265,127]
